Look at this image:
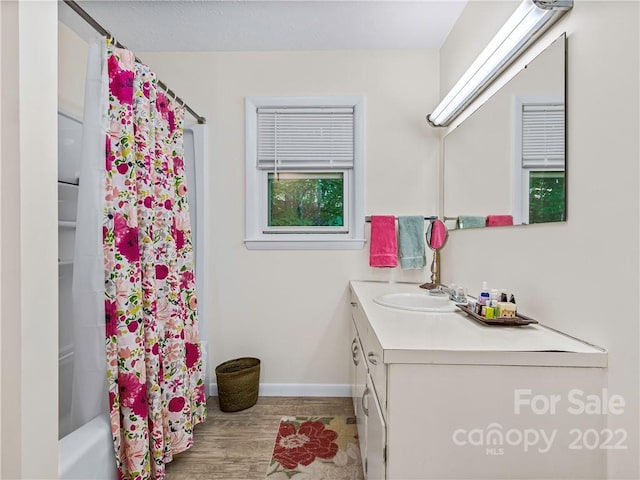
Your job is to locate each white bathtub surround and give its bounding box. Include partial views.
[70,40,109,432]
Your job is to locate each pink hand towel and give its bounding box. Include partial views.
[486,215,514,227]
[369,215,398,267]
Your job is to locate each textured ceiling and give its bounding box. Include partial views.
[60,0,467,52]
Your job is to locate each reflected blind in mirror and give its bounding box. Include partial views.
[522,104,565,168]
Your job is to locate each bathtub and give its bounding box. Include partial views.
[58,339,209,480]
[59,414,117,480]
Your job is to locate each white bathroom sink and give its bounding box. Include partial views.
[373,292,457,313]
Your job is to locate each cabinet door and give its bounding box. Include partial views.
[354,332,367,468]
[364,374,386,480]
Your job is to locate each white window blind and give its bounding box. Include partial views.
[257,107,355,170]
[522,103,565,168]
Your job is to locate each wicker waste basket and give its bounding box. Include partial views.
[215,357,260,412]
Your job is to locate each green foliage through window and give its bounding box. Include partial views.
[529,171,565,224]
[268,173,344,227]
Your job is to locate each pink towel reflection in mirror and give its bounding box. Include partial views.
[486,215,514,227]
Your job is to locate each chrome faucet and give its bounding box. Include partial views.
[429,285,467,304]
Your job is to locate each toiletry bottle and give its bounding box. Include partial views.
[486,300,495,319]
[490,289,498,305]
[479,282,490,306]
[490,290,500,318]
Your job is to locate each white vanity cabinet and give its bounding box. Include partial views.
[349,281,608,480]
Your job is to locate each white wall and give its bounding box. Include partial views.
[0,2,21,475]
[140,49,441,392]
[59,22,88,117]
[439,2,639,478]
[0,0,59,478]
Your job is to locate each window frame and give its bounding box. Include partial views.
[245,96,365,250]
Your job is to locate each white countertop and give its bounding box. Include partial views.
[350,281,607,367]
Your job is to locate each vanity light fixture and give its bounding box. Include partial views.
[427,0,572,127]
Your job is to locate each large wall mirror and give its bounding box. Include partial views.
[443,34,566,229]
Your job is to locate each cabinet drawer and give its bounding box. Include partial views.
[350,292,369,341]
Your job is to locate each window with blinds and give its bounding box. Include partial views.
[245,96,365,250]
[521,103,565,168]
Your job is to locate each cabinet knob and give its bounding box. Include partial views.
[368,352,378,365]
[350,301,357,307]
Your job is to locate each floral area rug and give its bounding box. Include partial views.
[265,416,363,480]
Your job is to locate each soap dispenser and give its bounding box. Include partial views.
[479,281,490,306]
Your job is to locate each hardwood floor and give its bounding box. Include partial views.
[165,396,356,480]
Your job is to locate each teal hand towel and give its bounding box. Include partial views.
[398,216,426,270]
[458,215,486,229]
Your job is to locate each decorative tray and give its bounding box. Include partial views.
[456,304,539,326]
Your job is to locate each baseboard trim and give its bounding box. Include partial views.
[208,383,350,397]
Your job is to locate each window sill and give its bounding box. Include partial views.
[245,238,366,251]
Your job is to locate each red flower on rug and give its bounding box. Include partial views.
[273,420,339,470]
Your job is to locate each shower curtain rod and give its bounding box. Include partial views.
[63,0,206,125]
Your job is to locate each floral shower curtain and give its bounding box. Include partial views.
[104,42,206,480]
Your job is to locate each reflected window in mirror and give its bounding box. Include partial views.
[443,34,566,230]
[514,100,565,224]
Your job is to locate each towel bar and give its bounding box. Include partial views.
[364,215,437,223]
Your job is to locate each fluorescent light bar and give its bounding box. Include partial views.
[428,0,572,127]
